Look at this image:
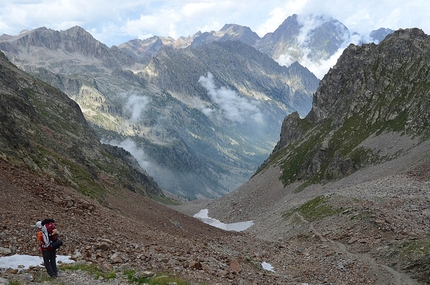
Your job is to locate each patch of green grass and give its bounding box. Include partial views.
[124,269,192,285]
[293,180,313,193]
[395,238,430,262]
[58,264,195,285]
[61,263,116,280]
[279,132,325,184]
[283,196,342,222]
[152,194,182,205]
[388,237,430,284]
[31,271,66,284]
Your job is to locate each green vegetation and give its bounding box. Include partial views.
[394,237,430,264]
[61,263,117,280]
[124,269,192,285]
[282,195,342,222]
[293,180,313,193]
[268,44,430,192]
[388,237,430,284]
[152,194,182,205]
[278,119,331,185]
[28,143,108,201]
[48,263,197,285]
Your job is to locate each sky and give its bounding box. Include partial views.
[1,0,429,48]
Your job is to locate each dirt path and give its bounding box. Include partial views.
[295,212,419,285]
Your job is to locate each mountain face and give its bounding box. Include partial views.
[0,50,161,200]
[256,14,350,64]
[269,28,430,186]
[120,14,394,82]
[370,27,395,43]
[0,26,136,70]
[0,25,319,199]
[0,55,298,284]
[1,20,429,284]
[190,24,260,47]
[205,28,430,284]
[120,14,353,78]
[0,14,394,199]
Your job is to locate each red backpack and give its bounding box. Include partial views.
[45,221,58,241]
[41,219,63,249]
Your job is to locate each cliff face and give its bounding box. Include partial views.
[0,50,161,199]
[0,26,136,69]
[308,28,429,128]
[0,25,319,199]
[269,28,430,185]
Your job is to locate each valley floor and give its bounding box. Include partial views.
[1,137,429,284]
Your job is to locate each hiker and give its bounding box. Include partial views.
[35,221,43,253]
[40,219,59,278]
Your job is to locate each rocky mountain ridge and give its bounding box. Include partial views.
[0,27,429,285]
[0,50,161,199]
[0,21,319,199]
[0,13,399,200]
[203,28,430,284]
[120,14,391,77]
[272,28,430,184]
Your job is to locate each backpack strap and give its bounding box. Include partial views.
[41,225,50,248]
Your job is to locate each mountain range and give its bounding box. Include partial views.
[0,14,392,199]
[205,28,430,284]
[0,26,429,284]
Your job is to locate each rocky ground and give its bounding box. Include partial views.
[201,138,430,285]
[0,137,429,285]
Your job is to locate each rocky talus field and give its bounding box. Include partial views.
[1,137,429,284]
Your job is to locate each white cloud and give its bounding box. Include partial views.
[1,0,428,82]
[198,72,263,124]
[105,138,151,170]
[279,46,346,79]
[276,14,354,79]
[0,1,429,48]
[124,94,149,123]
[256,0,307,36]
[299,0,430,36]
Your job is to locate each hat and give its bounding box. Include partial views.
[36,221,42,228]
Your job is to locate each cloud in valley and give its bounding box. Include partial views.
[276,14,358,79]
[198,72,263,124]
[124,94,149,123]
[104,137,150,170]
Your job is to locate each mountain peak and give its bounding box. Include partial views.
[62,25,95,37]
[369,27,394,43]
[274,27,430,185]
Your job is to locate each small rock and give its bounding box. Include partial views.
[229,259,241,273]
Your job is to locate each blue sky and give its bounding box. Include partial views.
[1,0,429,47]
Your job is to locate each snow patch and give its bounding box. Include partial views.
[194,209,253,232]
[261,261,275,272]
[0,254,74,270]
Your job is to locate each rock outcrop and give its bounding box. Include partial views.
[0,50,161,199]
[270,28,430,184]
